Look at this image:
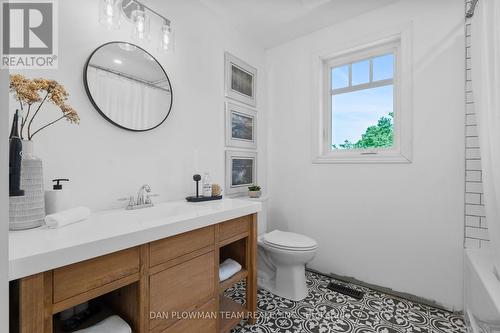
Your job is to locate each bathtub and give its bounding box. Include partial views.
[465,249,500,333]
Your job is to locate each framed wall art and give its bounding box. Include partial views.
[225,102,257,149]
[225,52,257,107]
[225,150,257,195]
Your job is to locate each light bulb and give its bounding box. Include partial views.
[131,4,150,41]
[160,21,174,53]
[99,0,120,29]
[105,2,114,16]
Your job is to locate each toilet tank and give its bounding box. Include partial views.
[241,196,268,235]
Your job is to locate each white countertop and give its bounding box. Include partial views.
[9,198,261,281]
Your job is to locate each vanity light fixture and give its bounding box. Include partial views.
[99,0,174,53]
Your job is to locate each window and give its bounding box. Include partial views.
[313,33,412,164]
[331,53,395,151]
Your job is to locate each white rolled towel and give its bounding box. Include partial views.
[45,207,91,228]
[73,315,131,333]
[219,258,242,282]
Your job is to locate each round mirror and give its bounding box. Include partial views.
[84,42,173,131]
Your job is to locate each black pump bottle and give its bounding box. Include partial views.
[9,110,24,197]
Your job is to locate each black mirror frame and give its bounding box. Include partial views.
[83,41,173,132]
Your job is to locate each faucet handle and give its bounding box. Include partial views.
[118,196,136,208]
[145,193,159,205]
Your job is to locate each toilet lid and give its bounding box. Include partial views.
[263,230,317,250]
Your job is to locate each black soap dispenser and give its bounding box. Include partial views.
[9,110,24,197]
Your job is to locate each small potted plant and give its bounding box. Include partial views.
[248,184,261,198]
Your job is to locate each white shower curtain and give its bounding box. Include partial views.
[471,0,500,271]
[87,66,169,130]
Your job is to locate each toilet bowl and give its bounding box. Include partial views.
[242,196,318,301]
[258,230,318,301]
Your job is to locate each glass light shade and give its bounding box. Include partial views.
[159,22,174,53]
[98,0,120,29]
[131,6,150,41]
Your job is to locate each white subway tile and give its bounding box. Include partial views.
[465,215,481,227]
[466,113,476,125]
[480,240,492,249]
[466,125,477,137]
[465,193,481,205]
[466,80,472,92]
[466,170,482,182]
[466,92,474,103]
[466,227,489,240]
[466,182,484,193]
[466,148,481,159]
[481,216,488,228]
[466,137,480,148]
[466,103,475,114]
[465,238,480,248]
[466,204,485,216]
[466,159,482,170]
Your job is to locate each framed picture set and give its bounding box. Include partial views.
[225,102,257,149]
[225,52,257,107]
[225,150,257,195]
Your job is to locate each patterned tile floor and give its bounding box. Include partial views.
[226,271,466,333]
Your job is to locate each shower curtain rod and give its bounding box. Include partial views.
[466,0,479,18]
[88,64,171,93]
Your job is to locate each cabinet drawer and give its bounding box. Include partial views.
[53,247,140,303]
[149,252,215,330]
[219,216,251,241]
[160,299,217,333]
[150,226,214,267]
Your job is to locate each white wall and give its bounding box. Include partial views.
[9,0,267,211]
[266,0,464,310]
[1,68,10,333]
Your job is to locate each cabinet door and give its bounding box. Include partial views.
[149,252,215,330]
[160,299,217,333]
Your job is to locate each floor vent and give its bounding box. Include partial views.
[327,282,365,300]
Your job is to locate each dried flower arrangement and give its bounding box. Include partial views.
[9,74,80,140]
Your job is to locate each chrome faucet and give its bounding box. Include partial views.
[137,184,152,206]
[120,184,156,210]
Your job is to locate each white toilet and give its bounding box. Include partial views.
[249,197,318,301]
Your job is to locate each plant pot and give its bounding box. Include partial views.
[248,190,261,198]
[9,140,45,230]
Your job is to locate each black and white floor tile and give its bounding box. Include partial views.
[225,271,466,333]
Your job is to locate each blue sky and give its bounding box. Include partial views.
[331,54,394,147]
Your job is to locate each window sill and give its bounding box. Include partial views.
[312,151,412,164]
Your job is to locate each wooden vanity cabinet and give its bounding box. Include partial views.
[14,214,257,333]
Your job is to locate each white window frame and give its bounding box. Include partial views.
[311,29,413,164]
